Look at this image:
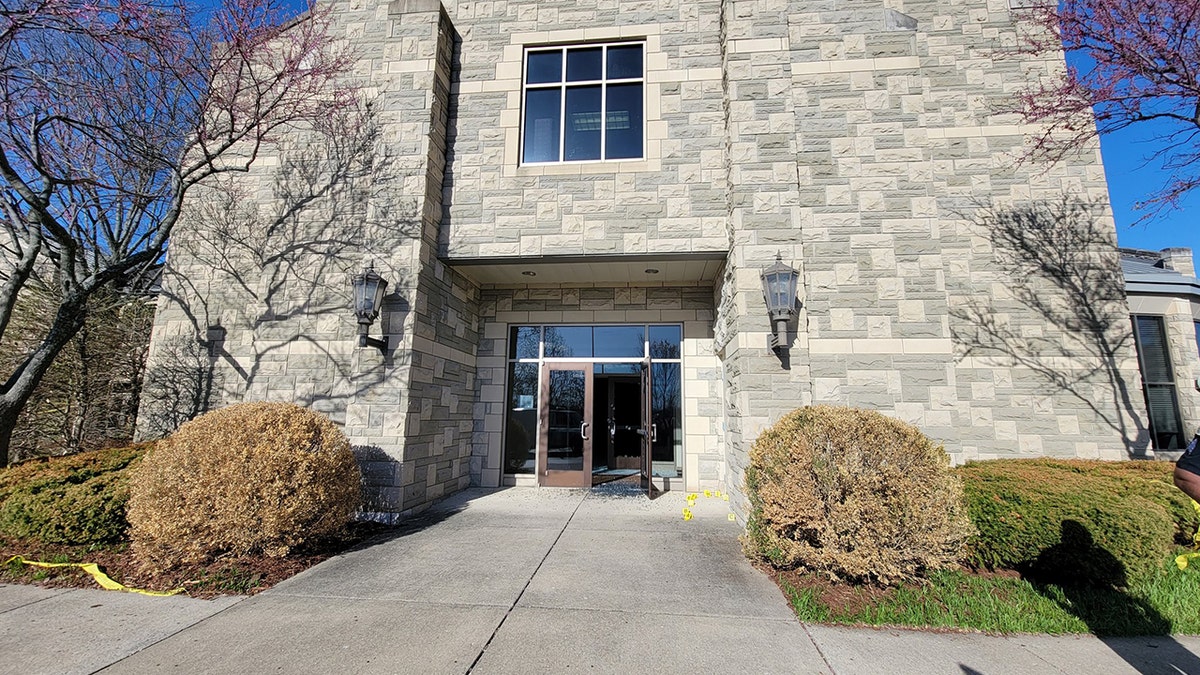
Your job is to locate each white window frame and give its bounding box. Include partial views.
[520,42,646,165]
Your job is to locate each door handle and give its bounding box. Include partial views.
[580,421,589,441]
[651,423,657,443]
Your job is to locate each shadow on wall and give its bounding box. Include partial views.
[436,20,462,256]
[139,99,420,438]
[950,197,1150,458]
[353,444,406,515]
[137,331,215,439]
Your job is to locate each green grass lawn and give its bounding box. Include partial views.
[779,561,1200,636]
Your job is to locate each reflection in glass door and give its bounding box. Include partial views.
[649,362,682,478]
[505,324,683,489]
[539,362,593,487]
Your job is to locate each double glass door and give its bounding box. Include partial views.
[538,361,654,495]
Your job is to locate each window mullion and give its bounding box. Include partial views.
[641,48,646,161]
[559,82,566,162]
[600,45,608,160]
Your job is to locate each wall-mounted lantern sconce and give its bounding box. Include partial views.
[352,264,389,354]
[760,253,799,352]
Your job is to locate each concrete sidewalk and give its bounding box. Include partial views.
[2,487,1198,674]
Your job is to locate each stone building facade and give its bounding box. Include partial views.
[1123,248,1200,456]
[139,0,1150,520]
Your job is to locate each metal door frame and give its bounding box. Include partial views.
[538,361,594,487]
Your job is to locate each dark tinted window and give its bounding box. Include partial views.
[567,47,602,81]
[607,44,642,79]
[594,325,645,358]
[606,83,643,160]
[523,89,561,163]
[509,326,540,360]
[648,325,681,359]
[522,43,644,164]
[526,50,562,84]
[544,326,593,358]
[564,86,602,161]
[504,362,539,474]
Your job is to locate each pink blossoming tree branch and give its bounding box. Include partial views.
[0,0,357,464]
[1018,0,1200,217]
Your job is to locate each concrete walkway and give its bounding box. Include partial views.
[1,487,1198,674]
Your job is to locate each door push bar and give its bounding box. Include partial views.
[636,423,658,442]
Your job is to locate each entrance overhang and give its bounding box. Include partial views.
[444,252,727,286]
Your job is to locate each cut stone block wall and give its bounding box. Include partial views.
[713,0,1146,518]
[140,2,478,518]
[1127,293,1200,447]
[138,0,1149,523]
[471,284,722,491]
[439,0,729,258]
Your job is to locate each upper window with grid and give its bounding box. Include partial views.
[521,43,645,164]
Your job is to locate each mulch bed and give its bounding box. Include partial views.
[0,522,392,599]
[761,564,1025,619]
[763,566,894,615]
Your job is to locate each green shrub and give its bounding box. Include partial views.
[127,402,361,567]
[744,406,975,585]
[956,459,1197,587]
[0,444,146,544]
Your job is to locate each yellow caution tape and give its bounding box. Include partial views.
[4,556,183,597]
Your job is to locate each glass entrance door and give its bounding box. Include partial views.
[538,362,593,487]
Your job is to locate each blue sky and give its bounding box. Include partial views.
[1056,44,1200,258]
[1100,123,1200,257]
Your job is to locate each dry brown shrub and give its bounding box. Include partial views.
[744,405,974,585]
[127,402,360,567]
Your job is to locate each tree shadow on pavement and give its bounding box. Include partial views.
[1027,520,1200,675]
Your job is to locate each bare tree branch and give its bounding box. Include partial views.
[1011,0,1200,219]
[0,0,358,464]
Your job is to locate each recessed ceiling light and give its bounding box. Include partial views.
[644,268,660,274]
[521,271,536,277]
